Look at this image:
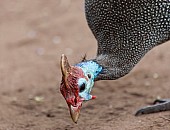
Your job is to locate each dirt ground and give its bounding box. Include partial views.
[0,0,170,130]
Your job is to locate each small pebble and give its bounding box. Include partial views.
[11,97,18,102]
[153,73,159,79]
[144,81,150,87]
[156,96,161,100]
[34,96,44,102]
[138,120,142,123]
[109,105,113,109]
[58,103,64,108]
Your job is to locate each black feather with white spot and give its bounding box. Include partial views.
[85,0,170,80]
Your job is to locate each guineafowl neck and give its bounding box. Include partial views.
[75,55,135,81]
[93,54,134,81]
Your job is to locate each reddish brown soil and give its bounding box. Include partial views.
[0,0,170,130]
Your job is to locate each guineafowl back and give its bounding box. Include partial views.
[85,0,170,80]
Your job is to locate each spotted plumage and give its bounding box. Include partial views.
[60,0,170,123]
[85,0,170,80]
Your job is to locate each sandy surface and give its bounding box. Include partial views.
[0,0,170,130]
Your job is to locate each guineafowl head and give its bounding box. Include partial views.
[60,54,100,123]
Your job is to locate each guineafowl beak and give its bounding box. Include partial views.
[69,104,81,123]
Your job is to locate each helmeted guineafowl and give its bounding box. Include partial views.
[60,0,170,123]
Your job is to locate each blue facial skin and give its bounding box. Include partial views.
[75,61,102,101]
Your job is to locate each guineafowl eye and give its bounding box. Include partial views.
[87,74,91,79]
[79,83,86,92]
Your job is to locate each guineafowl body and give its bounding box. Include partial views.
[85,0,170,81]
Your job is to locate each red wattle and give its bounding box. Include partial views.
[92,95,96,99]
